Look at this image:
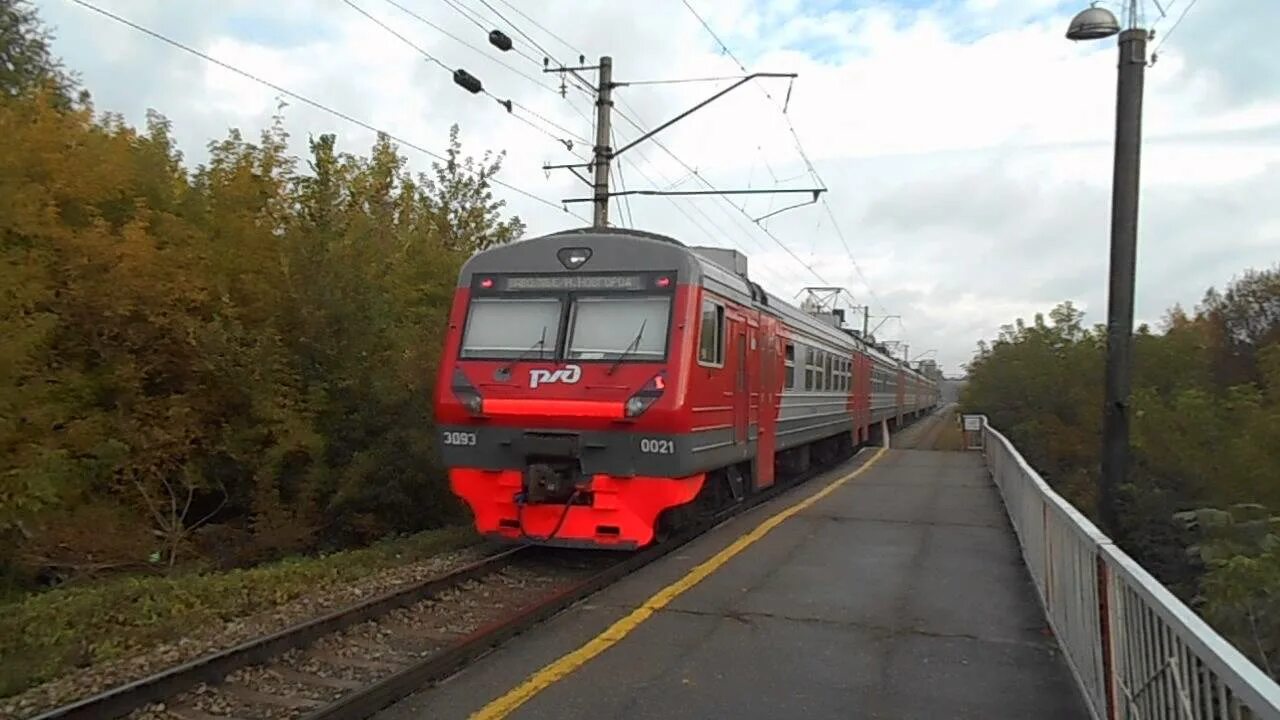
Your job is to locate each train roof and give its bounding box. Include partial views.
[460,227,933,384]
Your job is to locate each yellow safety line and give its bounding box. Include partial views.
[470,445,890,719]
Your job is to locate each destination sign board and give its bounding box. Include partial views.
[499,275,647,291]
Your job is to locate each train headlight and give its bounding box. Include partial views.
[624,372,666,418]
[451,368,484,415]
[625,396,649,416]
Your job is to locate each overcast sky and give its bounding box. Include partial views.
[34,0,1280,375]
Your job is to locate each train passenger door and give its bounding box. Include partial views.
[733,326,749,446]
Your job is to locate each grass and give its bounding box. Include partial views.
[0,525,478,698]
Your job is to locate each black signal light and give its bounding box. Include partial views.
[488,30,513,51]
[454,69,483,94]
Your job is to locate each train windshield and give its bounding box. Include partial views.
[567,296,670,361]
[460,297,561,359]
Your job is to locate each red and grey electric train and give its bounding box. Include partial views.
[434,227,939,549]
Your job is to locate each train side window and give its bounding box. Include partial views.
[698,299,724,366]
[804,348,813,391]
[784,343,795,389]
[824,354,833,392]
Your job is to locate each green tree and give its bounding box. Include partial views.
[962,266,1280,679]
[0,1,528,590]
[0,0,76,102]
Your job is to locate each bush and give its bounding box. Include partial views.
[961,269,1280,678]
[2,3,523,591]
[0,526,476,696]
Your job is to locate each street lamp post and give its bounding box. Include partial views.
[1067,3,1147,539]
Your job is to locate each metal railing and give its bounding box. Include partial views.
[976,415,1280,720]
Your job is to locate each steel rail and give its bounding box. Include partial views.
[33,414,934,720]
[30,547,529,720]
[304,439,893,720]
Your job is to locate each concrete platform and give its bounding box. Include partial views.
[377,449,1090,719]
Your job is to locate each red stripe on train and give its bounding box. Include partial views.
[482,398,626,419]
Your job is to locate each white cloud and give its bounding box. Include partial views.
[33,0,1280,376]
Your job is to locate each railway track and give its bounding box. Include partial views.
[29,446,871,720]
[893,404,957,450]
[28,547,561,720]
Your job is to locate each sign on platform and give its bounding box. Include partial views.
[962,415,984,450]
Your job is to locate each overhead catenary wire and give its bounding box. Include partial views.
[511,100,590,145]
[474,0,560,65]
[345,0,447,69]
[611,106,829,284]
[491,0,581,57]
[344,0,582,151]
[494,99,585,153]
[436,0,548,70]
[599,75,831,279]
[436,0,488,32]
[681,0,888,314]
[626,152,768,259]
[619,154,794,291]
[1151,0,1201,57]
[433,0,816,286]
[379,0,599,131]
[64,0,586,221]
[379,0,562,96]
[611,128,636,229]
[618,75,761,87]
[613,148,786,280]
[464,3,812,270]
[608,164,625,227]
[454,0,596,97]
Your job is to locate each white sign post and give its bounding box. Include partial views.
[962,415,984,450]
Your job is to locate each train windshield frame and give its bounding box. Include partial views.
[459,271,676,363]
[459,297,563,360]
[565,295,671,361]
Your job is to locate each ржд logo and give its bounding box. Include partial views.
[529,364,582,388]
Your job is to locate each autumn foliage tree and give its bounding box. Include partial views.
[1,3,526,589]
[962,267,1280,677]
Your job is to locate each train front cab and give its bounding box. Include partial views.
[435,231,727,549]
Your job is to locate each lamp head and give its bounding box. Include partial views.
[1066,6,1120,40]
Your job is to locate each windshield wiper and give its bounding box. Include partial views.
[607,319,647,376]
[498,326,548,377]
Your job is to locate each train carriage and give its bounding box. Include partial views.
[434,227,938,549]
